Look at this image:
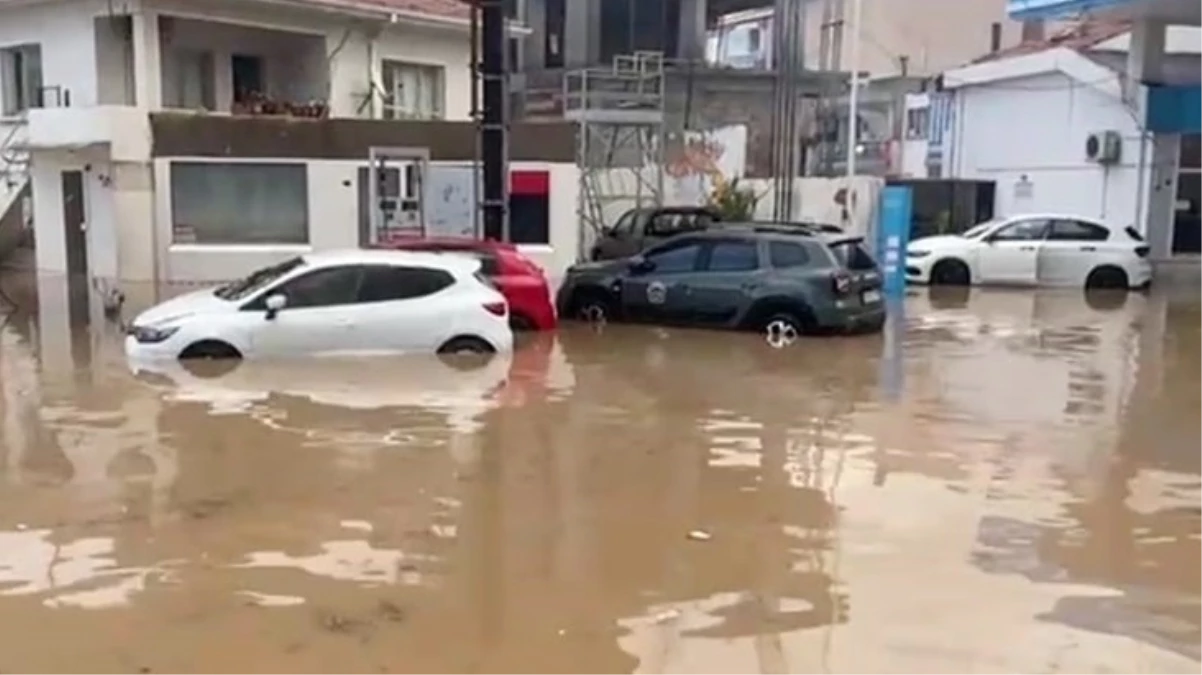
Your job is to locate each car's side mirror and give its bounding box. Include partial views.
[628,256,654,274]
[264,293,287,320]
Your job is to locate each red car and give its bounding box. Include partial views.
[376,237,557,332]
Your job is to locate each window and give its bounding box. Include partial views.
[1125,226,1145,242]
[357,265,455,303]
[231,54,265,103]
[648,211,706,237]
[165,49,215,110]
[905,107,929,139]
[1,44,43,115]
[1047,219,1109,242]
[170,162,309,245]
[705,240,759,272]
[381,61,444,120]
[646,242,702,273]
[830,242,878,270]
[989,219,1049,241]
[267,265,364,309]
[769,241,812,268]
[611,209,638,236]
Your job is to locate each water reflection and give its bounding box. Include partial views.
[0,278,1197,672]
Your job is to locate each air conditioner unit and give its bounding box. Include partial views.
[1085,130,1122,164]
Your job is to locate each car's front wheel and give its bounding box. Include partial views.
[569,290,615,324]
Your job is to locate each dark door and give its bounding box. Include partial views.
[687,239,764,327]
[61,171,87,278]
[231,54,264,103]
[619,238,704,325]
[61,170,92,373]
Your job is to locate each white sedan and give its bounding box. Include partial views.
[905,214,1152,289]
[124,249,513,362]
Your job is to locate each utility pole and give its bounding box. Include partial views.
[845,0,864,177]
[471,0,511,241]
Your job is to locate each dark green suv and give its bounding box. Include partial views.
[557,227,886,343]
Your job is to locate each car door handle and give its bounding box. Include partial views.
[741,283,759,291]
[1019,246,1036,251]
[1079,246,1097,252]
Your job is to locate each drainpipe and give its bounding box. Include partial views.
[367,31,380,118]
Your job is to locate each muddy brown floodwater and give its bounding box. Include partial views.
[0,278,1198,674]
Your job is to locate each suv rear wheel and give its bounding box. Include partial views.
[754,308,814,348]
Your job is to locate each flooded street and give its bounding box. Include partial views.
[0,277,1198,673]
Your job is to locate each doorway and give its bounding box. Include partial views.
[231,54,264,103]
[60,169,92,371]
[61,171,87,279]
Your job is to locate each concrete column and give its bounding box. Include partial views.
[131,11,162,109]
[564,0,600,67]
[678,0,708,62]
[523,0,546,70]
[1128,18,1177,259]
[1144,134,1180,259]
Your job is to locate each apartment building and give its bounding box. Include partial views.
[0,0,583,289]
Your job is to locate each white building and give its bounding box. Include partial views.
[902,19,1200,265]
[0,0,582,292]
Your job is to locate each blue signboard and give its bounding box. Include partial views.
[876,185,913,299]
[1007,0,1134,20]
[876,185,913,403]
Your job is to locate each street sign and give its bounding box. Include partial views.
[876,185,913,403]
[876,185,913,299]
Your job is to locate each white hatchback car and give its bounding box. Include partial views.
[124,249,513,362]
[905,214,1152,289]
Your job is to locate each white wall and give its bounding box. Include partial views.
[952,72,1149,229]
[146,0,473,120]
[150,158,579,286]
[28,148,122,281]
[0,0,473,120]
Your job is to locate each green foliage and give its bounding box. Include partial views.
[708,178,760,220]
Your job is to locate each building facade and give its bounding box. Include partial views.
[0,0,586,291]
[924,19,1201,262]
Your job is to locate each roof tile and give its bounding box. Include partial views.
[974,19,1132,63]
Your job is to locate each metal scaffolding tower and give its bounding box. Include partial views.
[562,52,666,261]
[813,0,846,176]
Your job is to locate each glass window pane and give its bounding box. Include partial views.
[170,162,309,244]
[706,241,759,272]
[647,243,701,273]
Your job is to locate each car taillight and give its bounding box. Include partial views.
[831,271,853,295]
[483,301,507,317]
[1135,245,1150,258]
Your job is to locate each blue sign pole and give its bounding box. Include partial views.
[876,185,913,403]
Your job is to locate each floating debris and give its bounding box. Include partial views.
[687,529,712,541]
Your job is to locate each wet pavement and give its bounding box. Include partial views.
[0,275,1199,673]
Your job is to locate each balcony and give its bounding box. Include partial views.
[152,16,330,117]
[21,106,151,160]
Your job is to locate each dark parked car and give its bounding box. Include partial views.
[590,206,723,262]
[558,226,885,344]
[589,206,844,262]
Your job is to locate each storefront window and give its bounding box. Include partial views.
[170,162,309,245]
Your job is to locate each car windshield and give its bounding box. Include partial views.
[961,220,1004,239]
[214,257,305,301]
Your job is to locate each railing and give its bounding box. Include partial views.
[1,117,30,190]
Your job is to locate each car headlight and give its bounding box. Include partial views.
[907,250,932,258]
[129,325,180,344]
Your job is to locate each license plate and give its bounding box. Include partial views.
[862,289,881,303]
